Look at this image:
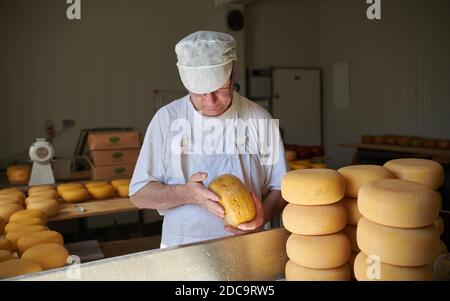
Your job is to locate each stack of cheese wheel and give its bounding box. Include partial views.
[355,178,441,281]
[383,158,447,258]
[0,188,25,223]
[111,178,131,198]
[337,165,394,279]
[282,169,351,280]
[58,183,89,203]
[85,181,116,200]
[25,185,59,218]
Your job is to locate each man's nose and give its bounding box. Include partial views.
[203,92,217,104]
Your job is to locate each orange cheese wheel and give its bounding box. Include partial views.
[282,202,346,235]
[357,217,439,267]
[61,188,90,203]
[57,183,84,196]
[87,184,116,200]
[0,250,14,263]
[358,179,441,228]
[0,258,42,279]
[5,225,48,247]
[0,239,15,252]
[84,181,109,189]
[354,252,432,281]
[285,260,350,281]
[0,204,24,222]
[111,178,131,189]
[26,199,59,218]
[17,231,64,255]
[338,165,394,198]
[9,209,47,223]
[22,243,69,270]
[383,158,444,189]
[27,190,59,200]
[0,195,24,206]
[4,217,46,233]
[116,184,129,198]
[281,169,345,205]
[286,232,351,269]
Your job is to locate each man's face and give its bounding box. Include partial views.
[189,79,233,117]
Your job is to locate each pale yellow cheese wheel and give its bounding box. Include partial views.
[338,165,394,198]
[27,185,55,195]
[285,260,350,281]
[281,169,345,205]
[116,184,129,198]
[0,216,4,235]
[0,190,26,200]
[383,158,444,189]
[26,199,59,218]
[357,217,439,267]
[0,196,24,206]
[0,258,42,279]
[27,190,58,200]
[341,197,362,226]
[354,251,433,281]
[349,252,357,280]
[0,204,24,222]
[17,231,64,255]
[358,179,441,228]
[9,209,47,223]
[0,239,15,252]
[61,188,90,203]
[57,183,84,196]
[4,217,46,233]
[87,184,116,200]
[84,181,109,189]
[5,225,48,247]
[0,187,22,193]
[343,225,360,253]
[22,243,69,270]
[434,217,444,236]
[111,178,131,189]
[0,250,14,263]
[286,232,351,269]
[282,202,346,235]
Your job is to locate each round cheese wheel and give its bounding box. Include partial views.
[0,239,15,252]
[383,158,444,189]
[358,179,441,228]
[285,260,350,281]
[85,181,109,189]
[0,204,24,222]
[17,231,64,255]
[0,190,26,200]
[285,150,297,162]
[5,225,48,247]
[25,195,56,205]
[87,184,116,200]
[434,217,444,236]
[28,185,55,195]
[286,232,351,269]
[61,188,90,203]
[282,202,346,235]
[357,217,439,267]
[0,195,24,206]
[57,183,84,196]
[349,252,357,280]
[4,217,46,233]
[0,258,42,279]
[0,187,22,194]
[354,251,432,281]
[343,225,360,253]
[341,197,362,226]
[27,190,59,200]
[9,209,47,223]
[337,165,394,198]
[116,184,129,198]
[26,199,59,218]
[0,217,4,235]
[281,169,345,205]
[22,243,69,270]
[0,250,14,263]
[111,178,131,190]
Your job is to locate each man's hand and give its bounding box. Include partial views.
[225,192,267,235]
[184,172,224,218]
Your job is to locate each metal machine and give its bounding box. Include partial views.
[28,138,55,185]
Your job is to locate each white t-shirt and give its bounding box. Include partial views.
[130,91,287,247]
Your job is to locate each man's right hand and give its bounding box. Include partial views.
[183,172,224,218]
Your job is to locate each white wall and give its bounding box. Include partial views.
[0,0,245,164]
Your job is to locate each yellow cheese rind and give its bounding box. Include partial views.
[0,250,14,263]
[354,251,433,281]
[116,184,129,198]
[111,178,131,190]
[286,232,351,269]
[4,217,46,233]
[282,203,347,235]
[285,260,350,281]
[87,184,116,200]
[341,197,362,226]
[61,188,90,203]
[0,239,15,252]
[358,179,441,228]
[338,165,394,198]
[281,169,345,205]
[9,209,47,223]
[26,199,59,218]
[5,225,48,247]
[17,231,64,255]
[383,158,444,189]
[0,204,24,222]
[0,258,42,279]
[22,243,69,270]
[357,217,439,267]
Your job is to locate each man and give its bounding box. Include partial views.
[129,31,287,248]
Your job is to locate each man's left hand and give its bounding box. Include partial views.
[224,192,267,235]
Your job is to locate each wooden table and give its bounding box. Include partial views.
[48,197,138,222]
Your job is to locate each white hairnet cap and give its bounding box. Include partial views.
[175,31,237,94]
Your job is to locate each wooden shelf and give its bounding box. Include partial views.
[340,143,450,158]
